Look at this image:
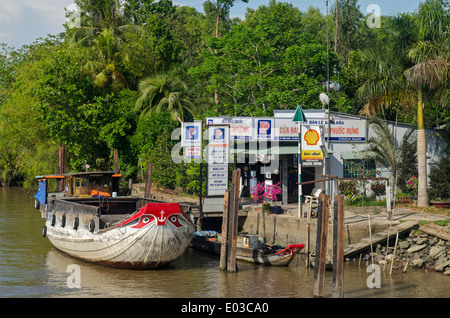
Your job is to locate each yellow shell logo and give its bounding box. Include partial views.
[304,129,320,145]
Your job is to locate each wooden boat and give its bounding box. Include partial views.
[309,252,333,270]
[34,171,196,269]
[191,231,304,266]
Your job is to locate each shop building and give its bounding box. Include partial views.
[202,109,447,210]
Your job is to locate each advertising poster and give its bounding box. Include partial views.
[301,125,324,167]
[182,121,202,160]
[206,125,230,196]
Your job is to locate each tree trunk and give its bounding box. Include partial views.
[416,91,429,207]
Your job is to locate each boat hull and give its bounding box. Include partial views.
[191,234,304,267]
[44,201,196,269]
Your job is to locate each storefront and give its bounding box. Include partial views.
[200,109,446,208]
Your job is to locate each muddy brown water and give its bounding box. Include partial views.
[0,187,448,298]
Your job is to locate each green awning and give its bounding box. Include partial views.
[340,150,375,160]
[235,145,298,155]
[235,145,332,155]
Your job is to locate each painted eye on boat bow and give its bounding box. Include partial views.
[168,215,183,228]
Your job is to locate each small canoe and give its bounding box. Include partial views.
[192,231,304,267]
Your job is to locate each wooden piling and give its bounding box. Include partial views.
[58,144,65,191]
[227,170,241,273]
[313,193,329,298]
[219,190,230,271]
[113,148,119,174]
[305,200,311,268]
[144,163,153,199]
[332,196,345,298]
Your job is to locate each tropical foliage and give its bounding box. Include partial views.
[0,0,448,200]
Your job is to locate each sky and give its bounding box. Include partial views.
[0,0,423,49]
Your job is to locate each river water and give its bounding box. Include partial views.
[0,187,448,298]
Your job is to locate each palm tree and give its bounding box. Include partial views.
[135,74,196,121]
[404,0,450,206]
[356,1,449,207]
[365,117,416,204]
[85,28,129,89]
[66,0,137,45]
[66,0,141,90]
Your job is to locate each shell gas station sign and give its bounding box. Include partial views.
[300,125,324,167]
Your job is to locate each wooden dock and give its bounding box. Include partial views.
[343,220,419,259]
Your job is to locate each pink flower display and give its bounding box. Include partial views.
[250,181,282,204]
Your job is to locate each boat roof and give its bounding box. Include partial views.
[35,171,122,179]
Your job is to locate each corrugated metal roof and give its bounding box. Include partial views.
[340,150,375,160]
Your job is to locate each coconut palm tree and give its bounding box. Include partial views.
[84,28,129,89]
[135,74,196,121]
[404,0,450,206]
[356,1,449,207]
[66,0,141,90]
[66,0,138,45]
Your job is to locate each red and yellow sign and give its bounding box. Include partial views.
[301,126,323,166]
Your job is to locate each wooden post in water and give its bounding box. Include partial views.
[227,170,241,273]
[113,148,119,174]
[313,193,329,298]
[144,163,153,199]
[219,190,230,271]
[58,144,66,191]
[305,200,311,268]
[332,195,345,298]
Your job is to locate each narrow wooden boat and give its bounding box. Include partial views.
[34,172,196,269]
[191,231,304,267]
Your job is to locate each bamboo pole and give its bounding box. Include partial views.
[368,214,374,268]
[390,233,399,275]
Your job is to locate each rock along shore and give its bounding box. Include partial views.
[355,223,450,275]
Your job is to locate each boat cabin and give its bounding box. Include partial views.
[63,171,121,197]
[36,171,121,198]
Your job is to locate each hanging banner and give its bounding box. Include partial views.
[306,116,367,142]
[206,125,230,196]
[274,118,299,140]
[206,117,253,140]
[301,125,324,167]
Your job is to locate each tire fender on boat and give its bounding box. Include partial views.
[42,225,47,238]
[73,217,79,230]
[88,219,95,233]
[51,214,56,227]
[61,214,66,228]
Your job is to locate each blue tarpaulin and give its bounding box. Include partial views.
[34,179,47,207]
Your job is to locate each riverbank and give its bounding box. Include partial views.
[356,221,450,275]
